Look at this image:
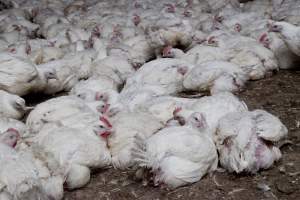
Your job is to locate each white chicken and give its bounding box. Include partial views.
[0,129,64,200]
[136,96,197,124]
[215,109,288,173]
[206,33,279,79]
[31,123,111,190]
[133,112,218,188]
[0,116,26,137]
[124,58,194,95]
[26,96,94,133]
[0,52,57,96]
[173,92,248,136]
[258,32,300,69]
[162,44,230,65]
[0,0,293,193]
[93,55,136,85]
[269,20,300,57]
[38,49,96,95]
[108,111,164,169]
[183,61,249,94]
[0,90,31,119]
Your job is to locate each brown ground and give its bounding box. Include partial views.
[63,69,300,200]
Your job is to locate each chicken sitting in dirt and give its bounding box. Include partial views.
[133,112,218,188]
[215,110,288,173]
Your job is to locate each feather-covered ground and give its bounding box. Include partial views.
[61,69,300,200]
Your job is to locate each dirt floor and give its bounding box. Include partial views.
[63,69,300,200]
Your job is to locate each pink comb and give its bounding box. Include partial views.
[173,107,182,116]
[9,48,16,53]
[259,33,268,43]
[100,116,112,128]
[7,128,20,136]
[133,14,141,26]
[162,45,172,57]
[95,92,101,101]
[100,131,111,138]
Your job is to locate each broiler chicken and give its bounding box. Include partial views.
[133,112,218,188]
[0,52,57,96]
[31,123,111,190]
[173,92,248,136]
[0,116,26,137]
[0,90,31,119]
[26,96,94,133]
[108,111,164,169]
[215,110,288,173]
[0,129,64,200]
[269,20,300,57]
[183,61,249,94]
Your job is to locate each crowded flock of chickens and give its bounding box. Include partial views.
[0,0,299,199]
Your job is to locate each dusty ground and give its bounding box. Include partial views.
[62,69,300,200]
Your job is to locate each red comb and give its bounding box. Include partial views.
[9,48,16,53]
[173,107,182,116]
[95,92,101,101]
[133,14,141,26]
[7,128,18,132]
[259,33,268,43]
[100,131,111,138]
[100,116,112,128]
[162,45,172,56]
[7,128,20,136]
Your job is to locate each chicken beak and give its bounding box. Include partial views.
[25,106,35,111]
[50,73,58,80]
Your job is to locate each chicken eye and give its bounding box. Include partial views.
[99,125,104,129]
[184,11,191,17]
[194,117,199,121]
[234,24,241,32]
[9,135,15,139]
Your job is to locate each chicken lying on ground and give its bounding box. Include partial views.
[108,111,164,169]
[215,109,288,173]
[183,61,249,94]
[0,52,57,96]
[133,112,218,189]
[0,128,64,200]
[30,122,111,190]
[0,90,32,119]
